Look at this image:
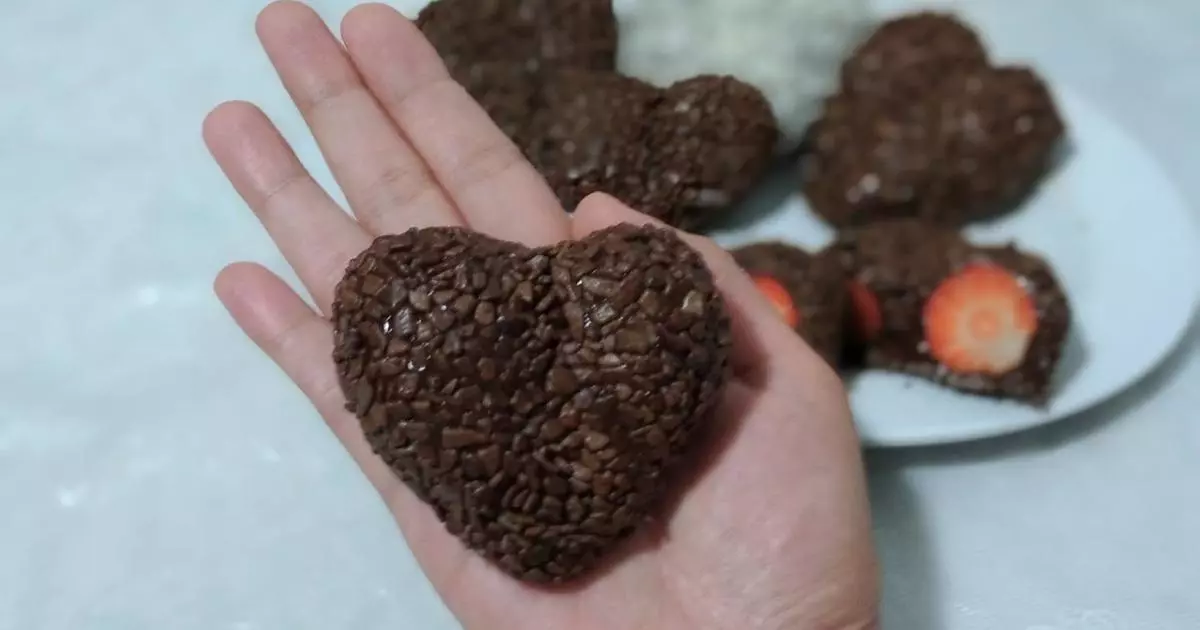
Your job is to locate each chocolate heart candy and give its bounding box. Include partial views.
[331,223,732,583]
[522,70,778,231]
[802,13,1065,228]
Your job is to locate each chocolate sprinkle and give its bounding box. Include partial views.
[801,11,1066,228]
[825,219,1071,405]
[840,12,989,107]
[331,223,732,582]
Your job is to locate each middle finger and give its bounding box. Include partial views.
[256,1,464,234]
[341,3,572,246]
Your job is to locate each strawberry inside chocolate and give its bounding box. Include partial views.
[825,219,1071,405]
[752,275,801,328]
[923,263,1039,375]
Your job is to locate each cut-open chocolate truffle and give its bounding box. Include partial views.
[731,241,848,367]
[801,11,1066,228]
[415,0,779,231]
[826,219,1071,405]
[331,223,732,583]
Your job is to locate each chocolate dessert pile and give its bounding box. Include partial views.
[800,12,1066,228]
[331,224,731,583]
[415,0,779,231]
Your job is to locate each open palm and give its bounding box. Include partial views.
[204,3,879,629]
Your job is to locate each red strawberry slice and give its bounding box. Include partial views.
[848,280,882,342]
[922,262,1038,375]
[752,274,800,328]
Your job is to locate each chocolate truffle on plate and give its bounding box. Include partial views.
[523,71,779,230]
[331,223,732,583]
[800,12,1067,228]
[825,219,1072,405]
[839,11,989,106]
[920,66,1067,221]
[731,241,848,366]
[651,77,781,226]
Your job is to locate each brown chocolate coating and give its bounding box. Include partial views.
[731,242,848,366]
[802,12,1065,228]
[802,90,936,227]
[921,67,1067,220]
[523,69,682,223]
[826,219,1071,405]
[415,0,617,77]
[840,11,989,106]
[415,0,779,230]
[651,77,781,230]
[447,67,778,230]
[331,224,732,583]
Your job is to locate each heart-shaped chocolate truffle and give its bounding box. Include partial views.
[801,12,1066,228]
[522,70,779,231]
[331,223,732,582]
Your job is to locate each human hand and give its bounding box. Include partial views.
[203,3,879,629]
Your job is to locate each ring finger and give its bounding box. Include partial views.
[202,100,369,314]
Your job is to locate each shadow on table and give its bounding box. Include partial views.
[866,457,944,630]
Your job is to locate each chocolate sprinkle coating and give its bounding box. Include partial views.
[524,69,681,223]
[731,242,848,366]
[415,0,779,230]
[415,0,617,78]
[921,67,1067,219]
[520,71,778,230]
[826,219,1071,405]
[652,77,782,230]
[801,12,1066,228]
[331,224,732,582]
[840,12,989,107]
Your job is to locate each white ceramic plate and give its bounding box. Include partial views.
[708,85,1200,447]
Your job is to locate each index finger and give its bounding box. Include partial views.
[340,3,571,246]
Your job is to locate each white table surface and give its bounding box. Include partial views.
[2,0,1198,628]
